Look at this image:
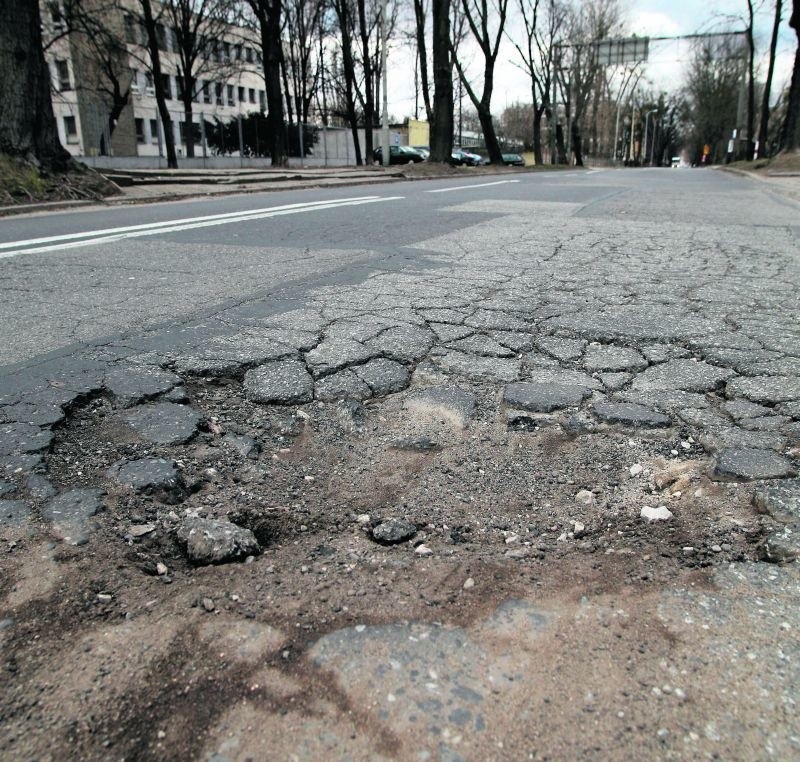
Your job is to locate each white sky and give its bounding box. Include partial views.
[386,0,797,119]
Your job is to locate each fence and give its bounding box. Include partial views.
[78,104,366,169]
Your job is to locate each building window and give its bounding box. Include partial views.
[48,1,65,29]
[238,86,245,104]
[259,91,265,111]
[245,46,253,63]
[215,82,223,106]
[248,88,255,104]
[63,115,78,143]
[256,51,262,66]
[130,69,140,94]
[234,44,242,61]
[145,71,155,96]
[155,23,169,52]
[150,118,159,144]
[203,81,211,104]
[222,42,230,62]
[123,15,139,44]
[135,118,145,143]
[176,76,185,101]
[227,84,235,106]
[55,59,71,91]
[160,74,172,99]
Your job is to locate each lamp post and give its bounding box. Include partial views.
[643,108,657,166]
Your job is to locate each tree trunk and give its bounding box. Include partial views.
[140,0,177,168]
[780,0,800,152]
[183,95,195,158]
[555,123,567,164]
[746,0,756,160]
[571,120,583,166]
[357,0,374,161]
[758,0,782,156]
[413,0,433,124]
[253,0,288,166]
[0,0,71,168]
[333,0,362,164]
[429,0,453,161]
[477,103,503,164]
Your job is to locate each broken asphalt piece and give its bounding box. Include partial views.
[0,422,54,456]
[711,448,797,482]
[107,458,187,504]
[122,402,202,445]
[592,402,671,428]
[176,517,261,564]
[371,518,417,545]
[223,433,261,460]
[502,382,590,413]
[42,488,105,545]
[0,500,32,528]
[753,479,800,524]
[104,365,181,407]
[404,386,476,428]
[243,359,314,404]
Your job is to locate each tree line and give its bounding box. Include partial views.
[1,0,798,173]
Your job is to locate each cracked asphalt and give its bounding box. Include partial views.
[1,167,800,760]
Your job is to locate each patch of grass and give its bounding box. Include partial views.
[725,152,800,174]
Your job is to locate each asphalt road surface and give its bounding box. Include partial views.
[3,167,796,368]
[2,167,800,761]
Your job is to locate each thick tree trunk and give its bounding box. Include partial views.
[780,0,800,152]
[183,97,195,158]
[428,0,452,163]
[263,0,287,166]
[332,0,362,164]
[0,0,71,168]
[357,0,374,161]
[477,103,502,163]
[571,121,583,166]
[746,0,756,160]
[758,0,782,155]
[140,0,177,168]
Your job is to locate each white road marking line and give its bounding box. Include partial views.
[0,197,403,259]
[425,179,521,193]
[0,195,380,252]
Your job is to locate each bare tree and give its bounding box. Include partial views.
[744,0,757,159]
[451,0,509,163]
[331,0,364,162]
[508,0,567,164]
[282,0,325,126]
[412,0,433,123]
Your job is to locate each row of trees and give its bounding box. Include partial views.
[1,0,799,173]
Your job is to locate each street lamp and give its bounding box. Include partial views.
[643,109,657,166]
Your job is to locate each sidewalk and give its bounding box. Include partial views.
[717,164,800,204]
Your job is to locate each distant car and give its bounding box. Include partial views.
[450,149,481,166]
[373,145,425,164]
[412,146,430,159]
[671,156,681,168]
[501,153,525,166]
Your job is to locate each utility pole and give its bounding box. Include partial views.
[380,0,390,165]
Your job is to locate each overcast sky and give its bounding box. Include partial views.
[387,0,797,120]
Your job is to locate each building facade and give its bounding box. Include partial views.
[42,0,270,159]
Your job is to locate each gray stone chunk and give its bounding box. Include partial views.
[0,423,54,456]
[430,323,473,343]
[777,401,800,420]
[753,480,800,524]
[371,518,417,544]
[740,415,791,431]
[108,458,186,503]
[723,399,773,420]
[0,480,14,497]
[0,500,31,527]
[122,402,201,445]
[525,367,602,390]
[305,338,375,377]
[25,474,57,500]
[632,360,735,393]
[465,310,530,331]
[434,351,521,382]
[593,402,671,428]
[618,389,711,412]
[223,434,261,460]
[173,335,296,377]
[42,488,105,545]
[314,370,372,402]
[404,386,477,428]
[366,326,434,363]
[726,376,800,404]
[0,454,44,476]
[641,345,672,364]
[503,382,590,413]
[176,517,260,564]
[491,331,536,353]
[0,402,65,427]
[759,529,798,564]
[244,359,314,405]
[740,358,800,377]
[354,359,410,397]
[535,337,586,362]
[104,365,181,407]
[677,407,729,430]
[599,372,632,391]
[583,346,647,372]
[447,335,516,358]
[699,427,786,453]
[711,449,797,482]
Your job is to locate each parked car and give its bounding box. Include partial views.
[412,146,430,159]
[450,149,481,166]
[501,153,525,166]
[373,145,425,164]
